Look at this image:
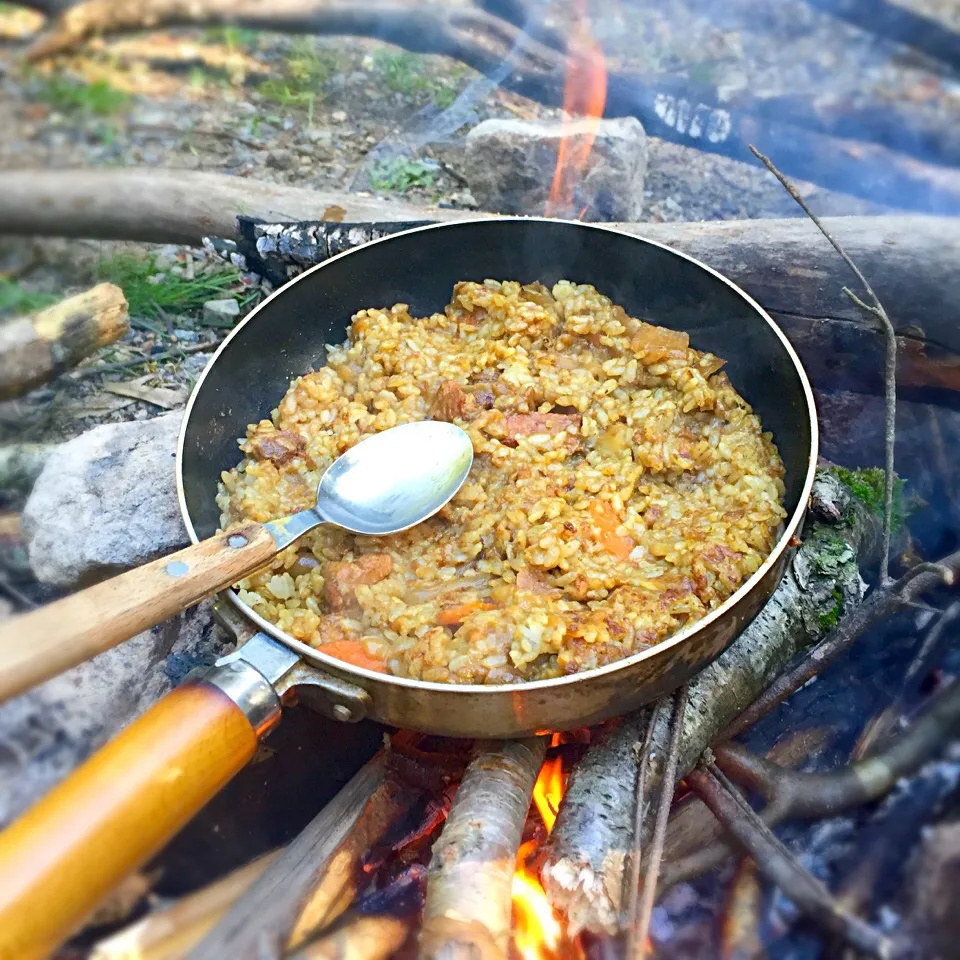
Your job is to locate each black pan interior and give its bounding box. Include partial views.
[182,219,813,539]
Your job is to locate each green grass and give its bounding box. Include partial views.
[0,280,58,317]
[258,39,335,110]
[95,254,245,321]
[372,51,462,107]
[34,75,129,116]
[369,157,438,193]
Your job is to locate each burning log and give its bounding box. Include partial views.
[13,1,960,210]
[90,852,279,960]
[540,469,885,935]
[188,749,416,960]
[288,915,410,960]
[719,859,764,960]
[0,283,128,400]
[420,738,547,959]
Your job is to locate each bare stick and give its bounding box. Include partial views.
[749,144,897,584]
[623,705,662,946]
[288,914,411,960]
[722,549,960,741]
[629,686,688,960]
[853,599,960,758]
[420,737,547,959]
[665,680,960,889]
[688,762,893,959]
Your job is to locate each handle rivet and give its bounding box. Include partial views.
[228,534,248,549]
[332,704,352,722]
[165,561,190,577]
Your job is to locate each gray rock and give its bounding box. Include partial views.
[266,148,297,170]
[463,117,647,220]
[23,413,187,588]
[0,602,230,827]
[203,298,240,325]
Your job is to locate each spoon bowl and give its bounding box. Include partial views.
[315,421,475,535]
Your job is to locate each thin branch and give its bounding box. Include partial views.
[722,548,960,741]
[665,680,960,890]
[623,704,661,946]
[628,687,688,959]
[688,762,894,959]
[749,144,897,585]
[853,599,960,759]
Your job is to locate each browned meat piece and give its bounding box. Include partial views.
[429,380,477,422]
[503,412,581,441]
[324,554,393,612]
[249,430,306,466]
[516,568,560,595]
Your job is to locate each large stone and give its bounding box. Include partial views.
[0,601,229,827]
[463,116,647,220]
[22,412,187,588]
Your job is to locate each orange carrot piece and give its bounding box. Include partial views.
[436,601,496,626]
[587,499,635,560]
[319,639,388,673]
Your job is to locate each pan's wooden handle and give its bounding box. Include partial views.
[0,681,259,960]
[0,521,277,703]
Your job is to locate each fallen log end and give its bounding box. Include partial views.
[540,855,623,938]
[0,282,129,400]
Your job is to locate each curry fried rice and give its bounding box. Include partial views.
[218,279,787,684]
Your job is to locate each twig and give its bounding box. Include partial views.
[749,144,898,585]
[688,761,893,959]
[629,686,688,960]
[73,340,216,377]
[623,705,662,945]
[665,681,960,889]
[722,548,960,741]
[853,599,960,759]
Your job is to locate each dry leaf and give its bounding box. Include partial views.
[323,204,347,223]
[65,394,137,418]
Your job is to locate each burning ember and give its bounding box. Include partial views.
[544,0,608,219]
[513,751,579,959]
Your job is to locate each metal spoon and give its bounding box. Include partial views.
[0,421,474,704]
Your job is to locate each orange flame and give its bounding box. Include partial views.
[512,755,580,960]
[544,0,608,219]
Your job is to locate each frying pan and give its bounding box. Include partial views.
[0,219,817,959]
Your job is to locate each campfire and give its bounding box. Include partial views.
[2,2,960,960]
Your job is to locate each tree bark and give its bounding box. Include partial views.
[420,737,547,960]
[540,470,885,936]
[0,282,128,400]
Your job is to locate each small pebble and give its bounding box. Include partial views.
[266,149,296,171]
[203,299,240,325]
[331,110,348,123]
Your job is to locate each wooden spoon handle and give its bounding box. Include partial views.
[0,681,260,960]
[0,521,278,704]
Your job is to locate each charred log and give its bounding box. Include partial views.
[805,0,960,74]
[0,283,128,400]
[540,470,884,935]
